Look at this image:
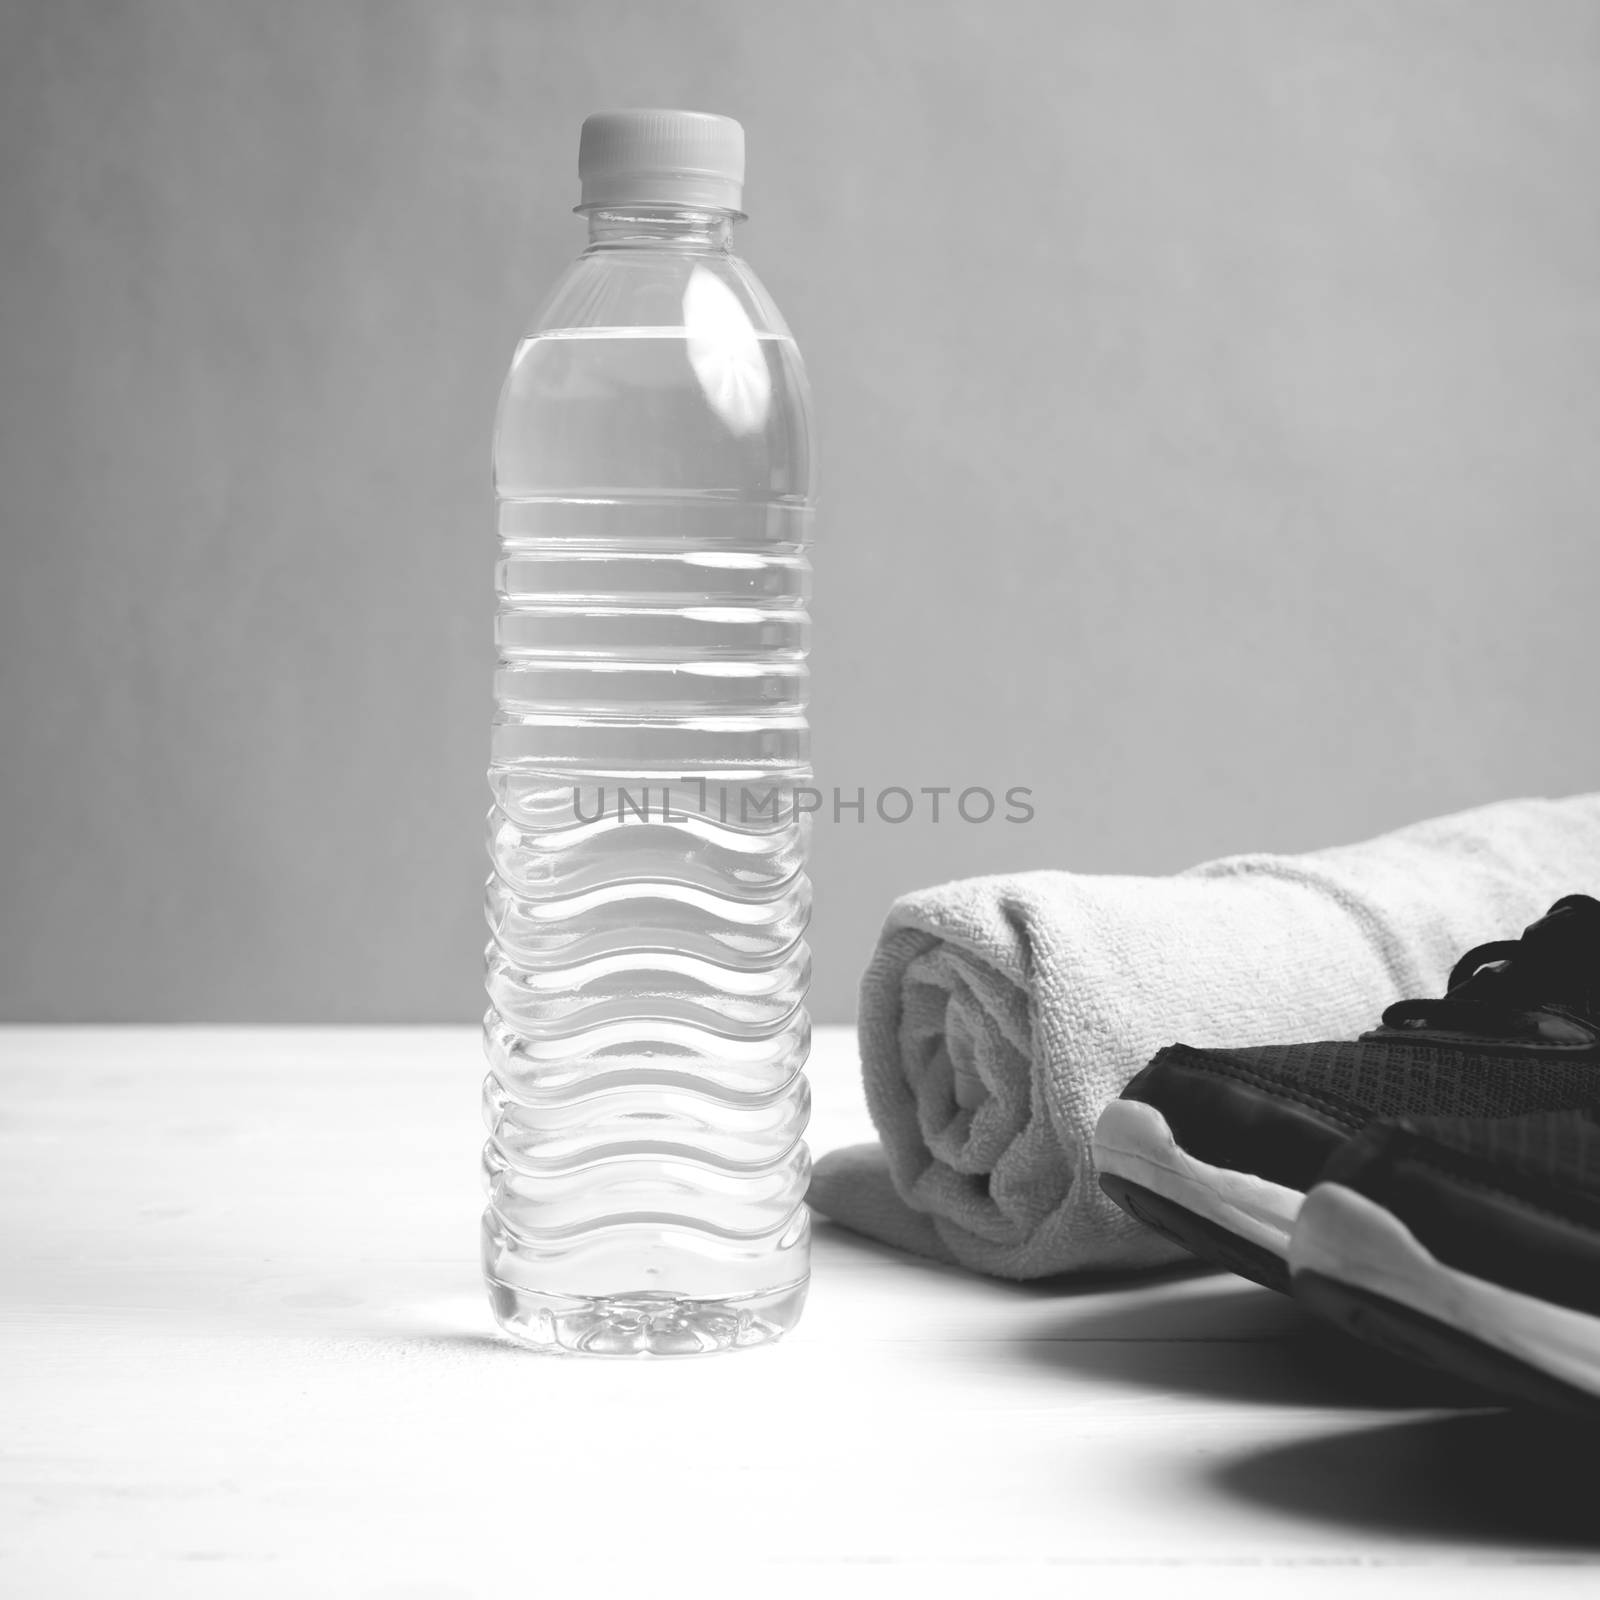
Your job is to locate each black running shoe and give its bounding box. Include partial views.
[1092,894,1600,1292]
[1290,1106,1600,1420]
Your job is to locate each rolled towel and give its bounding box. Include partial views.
[806,793,1600,1280]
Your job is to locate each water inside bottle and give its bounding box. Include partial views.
[483,322,814,1356]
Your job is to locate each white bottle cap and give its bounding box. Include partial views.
[577,109,746,214]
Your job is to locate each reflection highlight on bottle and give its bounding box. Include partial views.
[683,266,773,437]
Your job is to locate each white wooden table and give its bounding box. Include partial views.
[3,1027,1596,1598]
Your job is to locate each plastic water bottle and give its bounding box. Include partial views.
[482,110,815,1355]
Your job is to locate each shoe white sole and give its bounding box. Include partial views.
[1290,1182,1600,1400]
[1092,1097,1302,1262]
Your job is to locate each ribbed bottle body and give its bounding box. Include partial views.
[483,237,815,1356]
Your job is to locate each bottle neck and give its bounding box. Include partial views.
[582,205,738,253]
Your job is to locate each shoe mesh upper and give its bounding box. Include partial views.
[1214,1039,1600,1124]
[1389,1105,1600,1197]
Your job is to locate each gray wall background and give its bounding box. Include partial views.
[3,0,1598,1024]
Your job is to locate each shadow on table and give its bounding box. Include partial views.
[1007,1281,1492,1409]
[393,1330,541,1361]
[1205,1411,1600,1550]
[816,1210,1486,1408]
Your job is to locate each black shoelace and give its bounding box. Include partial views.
[1375,894,1600,1042]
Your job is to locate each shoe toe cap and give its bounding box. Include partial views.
[1121,1042,1363,1194]
[1310,1116,1600,1319]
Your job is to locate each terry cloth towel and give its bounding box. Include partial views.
[805,793,1600,1280]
